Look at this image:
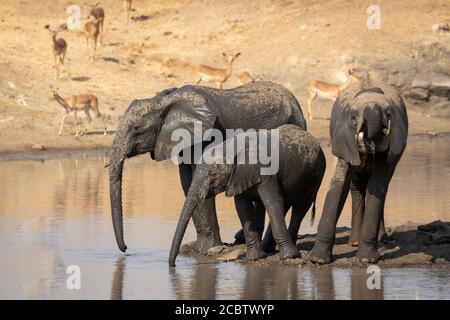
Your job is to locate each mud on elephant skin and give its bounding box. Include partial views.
[108,81,307,253]
[169,124,325,267]
[309,80,408,264]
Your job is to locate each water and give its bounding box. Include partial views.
[0,140,449,299]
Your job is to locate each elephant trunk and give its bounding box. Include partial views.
[169,193,199,267]
[364,106,382,139]
[109,132,128,252]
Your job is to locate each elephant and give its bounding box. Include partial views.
[169,124,326,267]
[109,81,307,253]
[309,80,408,264]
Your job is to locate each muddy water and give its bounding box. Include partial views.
[0,140,449,299]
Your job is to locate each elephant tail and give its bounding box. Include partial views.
[310,197,317,226]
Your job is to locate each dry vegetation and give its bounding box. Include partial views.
[0,0,449,153]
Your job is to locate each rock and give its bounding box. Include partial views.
[207,245,225,256]
[217,245,246,262]
[428,100,450,118]
[412,72,450,98]
[404,88,430,100]
[431,23,449,32]
[31,144,46,150]
[418,221,450,244]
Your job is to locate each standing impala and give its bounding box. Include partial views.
[49,87,107,136]
[44,24,67,79]
[83,16,102,62]
[193,52,241,89]
[306,70,360,120]
[86,2,105,44]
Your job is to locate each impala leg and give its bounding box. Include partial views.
[307,92,316,121]
[58,113,67,136]
[73,111,79,137]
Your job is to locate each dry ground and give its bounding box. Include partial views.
[0,0,449,154]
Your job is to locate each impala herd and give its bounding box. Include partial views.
[45,1,362,137]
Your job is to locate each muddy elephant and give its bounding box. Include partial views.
[109,82,307,253]
[169,124,326,266]
[309,80,408,264]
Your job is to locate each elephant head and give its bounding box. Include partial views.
[109,87,217,252]
[330,85,408,166]
[168,139,262,266]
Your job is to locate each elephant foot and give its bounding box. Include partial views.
[194,235,223,255]
[279,243,299,260]
[378,232,391,244]
[348,238,359,247]
[233,229,245,245]
[309,241,333,264]
[245,247,266,261]
[357,245,381,263]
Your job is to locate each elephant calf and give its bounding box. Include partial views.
[169,124,326,267]
[310,80,408,264]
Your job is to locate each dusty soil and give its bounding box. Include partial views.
[0,0,449,154]
[180,222,450,268]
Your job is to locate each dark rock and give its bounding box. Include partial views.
[404,88,430,100]
[412,72,450,98]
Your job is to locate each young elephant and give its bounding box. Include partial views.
[169,124,326,267]
[309,80,408,264]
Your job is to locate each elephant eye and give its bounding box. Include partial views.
[351,115,357,127]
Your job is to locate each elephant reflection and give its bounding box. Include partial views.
[169,258,218,300]
[110,256,126,300]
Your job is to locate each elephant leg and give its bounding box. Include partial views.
[260,203,289,254]
[309,158,350,264]
[356,161,396,263]
[378,210,389,242]
[234,201,265,245]
[235,196,266,260]
[258,177,298,259]
[348,175,367,246]
[287,202,311,245]
[178,164,222,254]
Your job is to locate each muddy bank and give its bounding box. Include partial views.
[180,222,450,268]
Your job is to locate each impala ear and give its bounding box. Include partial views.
[386,97,408,162]
[225,164,261,197]
[330,97,361,166]
[153,88,217,161]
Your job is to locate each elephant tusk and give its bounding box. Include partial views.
[383,119,391,136]
[356,131,364,143]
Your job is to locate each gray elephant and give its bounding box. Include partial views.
[109,82,307,253]
[169,124,326,267]
[309,80,408,264]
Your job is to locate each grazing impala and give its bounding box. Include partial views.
[44,24,67,78]
[236,71,264,85]
[193,52,241,89]
[236,71,255,85]
[306,69,360,120]
[49,87,107,136]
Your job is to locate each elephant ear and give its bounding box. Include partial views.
[330,97,361,166]
[386,96,408,162]
[225,164,261,197]
[153,88,217,161]
[224,133,261,197]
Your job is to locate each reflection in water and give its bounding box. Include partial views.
[110,256,126,300]
[0,140,449,299]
